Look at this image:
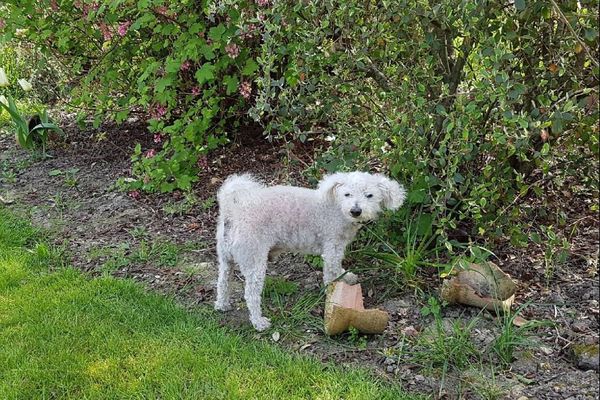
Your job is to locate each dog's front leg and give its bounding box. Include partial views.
[322,246,357,285]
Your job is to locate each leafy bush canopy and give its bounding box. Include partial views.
[1,0,598,245]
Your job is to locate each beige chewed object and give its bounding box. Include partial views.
[441,262,517,313]
[324,281,389,336]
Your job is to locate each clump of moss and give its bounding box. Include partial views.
[572,344,599,371]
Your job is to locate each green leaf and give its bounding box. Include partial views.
[415,213,433,236]
[408,189,426,204]
[189,23,204,35]
[165,59,181,74]
[115,110,129,123]
[200,44,215,60]
[30,123,63,133]
[223,75,239,95]
[551,118,563,133]
[208,24,226,42]
[176,174,194,190]
[584,28,598,42]
[160,181,176,193]
[2,96,26,125]
[195,63,215,84]
[155,77,173,93]
[242,59,259,76]
[48,169,63,176]
[540,142,550,156]
[517,118,529,129]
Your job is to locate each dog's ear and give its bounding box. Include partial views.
[375,174,406,210]
[318,173,343,202]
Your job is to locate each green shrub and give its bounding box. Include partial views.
[252,0,598,244]
[2,0,267,192]
[1,0,597,248]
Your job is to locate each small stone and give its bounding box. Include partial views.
[383,298,410,310]
[386,365,395,373]
[539,346,554,356]
[517,396,529,400]
[538,362,552,371]
[509,384,527,398]
[572,320,590,333]
[583,287,599,300]
[512,352,538,376]
[271,331,280,342]
[401,325,419,337]
[547,292,564,304]
[414,374,425,382]
[188,261,214,272]
[573,344,599,371]
[384,357,395,365]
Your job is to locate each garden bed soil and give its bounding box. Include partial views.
[1,118,598,399]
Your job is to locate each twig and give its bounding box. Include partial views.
[549,0,599,68]
[542,373,563,384]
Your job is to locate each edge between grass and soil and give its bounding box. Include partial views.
[0,206,419,399]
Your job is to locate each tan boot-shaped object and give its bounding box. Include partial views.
[324,282,389,336]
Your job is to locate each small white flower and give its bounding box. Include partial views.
[17,78,32,92]
[0,68,8,87]
[0,95,7,107]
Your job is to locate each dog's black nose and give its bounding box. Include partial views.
[350,207,362,217]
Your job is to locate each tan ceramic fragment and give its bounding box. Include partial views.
[441,262,517,313]
[324,282,389,336]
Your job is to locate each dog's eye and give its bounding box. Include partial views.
[365,193,373,198]
[344,193,351,197]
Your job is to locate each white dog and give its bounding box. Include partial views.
[214,172,406,331]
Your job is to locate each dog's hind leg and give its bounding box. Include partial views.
[215,250,234,311]
[239,252,271,331]
[215,218,234,311]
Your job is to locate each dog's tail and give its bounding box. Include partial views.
[217,174,264,211]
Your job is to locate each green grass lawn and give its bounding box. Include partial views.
[0,207,413,399]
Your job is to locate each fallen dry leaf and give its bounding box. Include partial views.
[186,222,201,231]
[299,343,312,351]
[512,315,529,327]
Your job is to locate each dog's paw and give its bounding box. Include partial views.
[214,301,233,312]
[252,316,272,332]
[341,271,358,285]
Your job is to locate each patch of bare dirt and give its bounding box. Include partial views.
[0,118,598,399]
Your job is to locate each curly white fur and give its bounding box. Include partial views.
[214,172,406,331]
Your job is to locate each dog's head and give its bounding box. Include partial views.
[318,172,406,222]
